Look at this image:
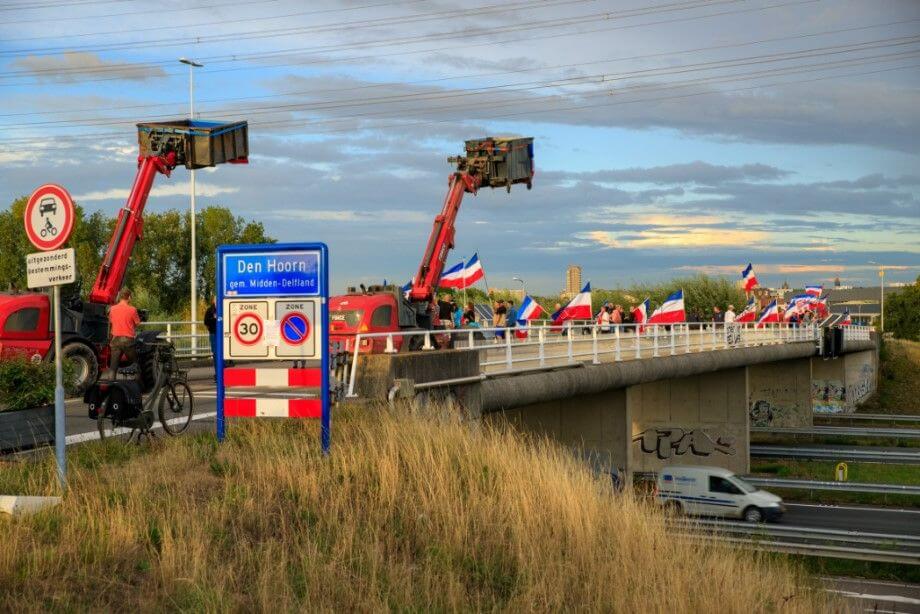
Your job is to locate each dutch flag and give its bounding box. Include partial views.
[741,263,758,292]
[438,253,485,289]
[552,282,592,323]
[648,289,686,324]
[757,300,779,327]
[736,297,757,323]
[517,295,545,323]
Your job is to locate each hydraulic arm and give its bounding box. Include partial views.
[88,152,177,305]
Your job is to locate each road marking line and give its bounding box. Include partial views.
[786,502,920,514]
[65,411,217,446]
[825,589,920,606]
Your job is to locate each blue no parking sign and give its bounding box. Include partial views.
[215,242,330,453]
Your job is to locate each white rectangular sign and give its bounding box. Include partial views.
[26,248,76,289]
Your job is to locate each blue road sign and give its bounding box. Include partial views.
[222,250,321,297]
[281,312,310,345]
[216,242,330,454]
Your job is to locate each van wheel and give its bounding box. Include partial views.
[743,506,763,523]
[665,500,683,516]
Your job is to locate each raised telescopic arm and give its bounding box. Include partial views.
[408,172,481,304]
[88,152,177,305]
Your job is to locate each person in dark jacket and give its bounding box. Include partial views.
[204,297,218,380]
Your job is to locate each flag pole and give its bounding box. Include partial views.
[461,254,467,317]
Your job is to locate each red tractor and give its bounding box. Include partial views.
[0,120,248,394]
[329,137,533,354]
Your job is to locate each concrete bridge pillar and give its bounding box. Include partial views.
[627,368,749,476]
[811,349,878,415]
[747,358,813,428]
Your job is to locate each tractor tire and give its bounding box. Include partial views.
[62,342,98,396]
[137,348,158,393]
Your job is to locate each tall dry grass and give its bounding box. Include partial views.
[0,406,833,611]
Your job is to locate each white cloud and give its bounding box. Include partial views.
[74,182,238,202]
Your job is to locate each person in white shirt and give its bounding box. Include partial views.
[724,305,736,323]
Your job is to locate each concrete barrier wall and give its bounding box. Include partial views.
[628,368,749,475]
[747,358,812,427]
[811,349,877,415]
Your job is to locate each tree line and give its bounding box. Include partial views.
[0,198,273,319]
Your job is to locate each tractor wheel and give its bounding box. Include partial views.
[62,342,98,396]
[137,348,158,393]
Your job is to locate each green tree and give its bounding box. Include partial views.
[886,276,920,341]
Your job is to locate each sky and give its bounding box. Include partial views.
[0,0,918,295]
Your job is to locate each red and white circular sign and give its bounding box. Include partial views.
[24,184,75,251]
[233,312,263,346]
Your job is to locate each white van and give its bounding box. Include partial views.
[656,465,784,523]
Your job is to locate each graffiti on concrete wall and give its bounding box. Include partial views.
[633,428,736,460]
[812,379,845,414]
[750,400,780,427]
[846,363,874,405]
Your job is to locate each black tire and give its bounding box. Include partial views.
[97,398,134,443]
[62,342,98,396]
[158,381,194,435]
[743,506,763,523]
[137,347,158,394]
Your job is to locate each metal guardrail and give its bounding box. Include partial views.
[672,519,920,565]
[751,445,920,464]
[818,413,920,423]
[138,320,211,360]
[345,321,830,397]
[744,477,920,495]
[751,426,920,439]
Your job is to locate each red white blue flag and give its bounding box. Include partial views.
[757,300,779,327]
[517,295,544,323]
[632,298,651,325]
[736,297,757,323]
[552,282,592,323]
[840,308,851,326]
[804,285,823,297]
[439,253,485,289]
[741,263,758,292]
[648,289,686,324]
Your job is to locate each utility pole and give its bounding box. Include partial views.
[513,275,525,299]
[180,57,203,357]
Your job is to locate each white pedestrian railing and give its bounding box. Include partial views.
[344,321,830,398]
[841,324,872,341]
[138,320,212,360]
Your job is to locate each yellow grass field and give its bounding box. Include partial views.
[0,407,835,611]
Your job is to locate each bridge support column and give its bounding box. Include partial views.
[811,349,877,415]
[627,368,749,476]
[747,358,813,428]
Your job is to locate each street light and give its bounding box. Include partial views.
[179,57,203,357]
[868,261,886,332]
[512,276,525,298]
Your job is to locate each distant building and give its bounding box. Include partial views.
[562,264,582,299]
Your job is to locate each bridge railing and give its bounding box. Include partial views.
[345,321,821,397]
[841,324,872,341]
[138,320,212,360]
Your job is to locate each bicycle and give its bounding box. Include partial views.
[97,338,194,443]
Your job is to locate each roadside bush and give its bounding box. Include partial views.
[0,357,55,411]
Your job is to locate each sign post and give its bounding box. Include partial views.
[216,243,330,452]
[24,184,77,488]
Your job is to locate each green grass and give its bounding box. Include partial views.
[796,557,920,584]
[750,433,920,448]
[862,338,920,414]
[750,460,920,507]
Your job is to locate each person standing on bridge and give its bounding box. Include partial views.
[107,288,142,384]
[724,304,736,324]
[205,297,218,382]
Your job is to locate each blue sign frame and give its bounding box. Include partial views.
[216,242,330,453]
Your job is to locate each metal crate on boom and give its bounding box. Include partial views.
[457,136,534,192]
[137,119,248,169]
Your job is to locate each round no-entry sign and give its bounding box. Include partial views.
[280,312,311,345]
[233,312,264,346]
[24,184,75,252]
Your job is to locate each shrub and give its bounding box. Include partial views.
[0,356,55,412]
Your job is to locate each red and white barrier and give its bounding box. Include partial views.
[223,367,321,388]
[224,398,321,418]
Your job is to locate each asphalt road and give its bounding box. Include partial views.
[779,502,920,536]
[823,577,920,613]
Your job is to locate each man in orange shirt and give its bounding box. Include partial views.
[108,288,142,383]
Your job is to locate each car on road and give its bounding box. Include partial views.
[655,465,784,523]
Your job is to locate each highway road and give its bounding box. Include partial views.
[780,502,920,536]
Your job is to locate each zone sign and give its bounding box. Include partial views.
[24,184,76,252]
[225,300,269,358]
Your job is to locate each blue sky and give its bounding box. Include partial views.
[0,0,918,294]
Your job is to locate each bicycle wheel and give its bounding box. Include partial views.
[158,381,194,435]
[97,399,135,443]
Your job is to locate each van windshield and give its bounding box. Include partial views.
[730,476,758,494]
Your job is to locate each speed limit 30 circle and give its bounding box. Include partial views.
[233,312,263,346]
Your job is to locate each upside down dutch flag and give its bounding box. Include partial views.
[804,284,823,297]
[517,295,544,323]
[741,263,758,292]
[632,298,651,332]
[757,300,779,327]
[552,282,592,323]
[736,297,757,323]
[438,253,485,289]
[840,308,852,326]
[647,289,686,324]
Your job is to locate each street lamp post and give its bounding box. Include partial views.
[179,57,203,357]
[879,268,885,332]
[512,276,525,299]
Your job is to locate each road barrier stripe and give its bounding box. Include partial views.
[223,368,321,388]
[224,398,321,418]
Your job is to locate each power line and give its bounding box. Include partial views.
[0,0,739,58]
[5,16,908,117]
[0,0,818,87]
[4,35,917,130]
[2,50,914,147]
